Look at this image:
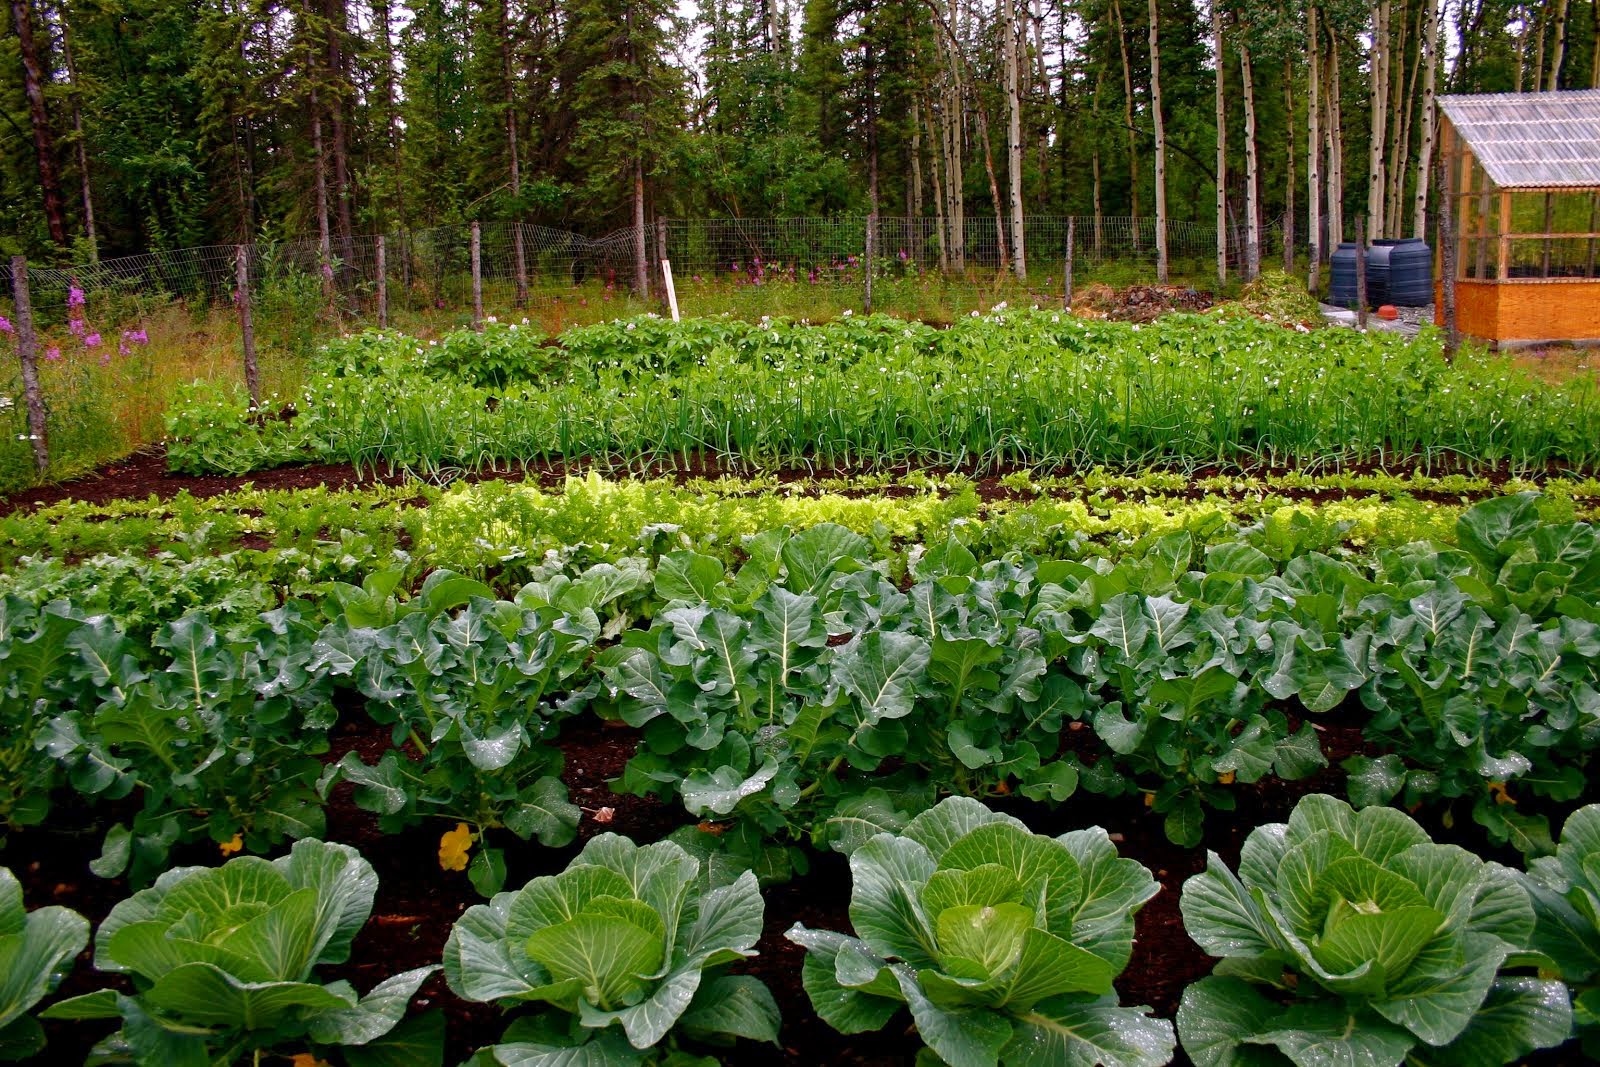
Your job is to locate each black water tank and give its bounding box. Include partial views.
[1385,237,1433,305]
[1329,242,1360,308]
[1366,239,1399,308]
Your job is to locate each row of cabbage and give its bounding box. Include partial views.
[164,312,1600,475]
[4,493,1598,894]
[9,793,1600,1067]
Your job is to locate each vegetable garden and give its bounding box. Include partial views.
[6,308,1600,1066]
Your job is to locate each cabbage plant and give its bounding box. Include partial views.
[443,832,780,1064]
[44,839,439,1066]
[0,865,88,1061]
[785,796,1175,1067]
[1519,801,1600,1055]
[1178,793,1570,1067]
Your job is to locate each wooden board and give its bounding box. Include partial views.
[1435,278,1600,344]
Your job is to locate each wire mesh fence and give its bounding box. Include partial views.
[1,214,1283,319]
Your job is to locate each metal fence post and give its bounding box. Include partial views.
[655,217,668,311]
[471,220,483,331]
[864,212,876,315]
[1064,217,1075,310]
[376,234,388,328]
[235,245,260,408]
[9,256,48,477]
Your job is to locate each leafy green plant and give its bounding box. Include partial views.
[786,796,1175,1067]
[1177,793,1570,1067]
[443,832,779,1064]
[44,839,441,1066]
[0,866,89,1061]
[1517,802,1600,1056]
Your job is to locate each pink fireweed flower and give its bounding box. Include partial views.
[68,285,85,309]
[122,328,148,346]
[83,332,101,348]
[68,318,85,338]
[99,350,111,367]
[44,346,60,361]
[0,315,11,334]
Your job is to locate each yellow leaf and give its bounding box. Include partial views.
[1143,792,1155,808]
[1488,781,1516,806]
[291,1055,331,1067]
[1217,771,1236,786]
[219,833,243,857]
[439,822,474,871]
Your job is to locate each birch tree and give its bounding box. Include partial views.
[1148,0,1168,282]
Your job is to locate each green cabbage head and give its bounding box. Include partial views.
[1178,793,1571,1067]
[1518,801,1600,1057]
[786,796,1175,1067]
[443,832,780,1065]
[0,865,88,1061]
[44,839,438,1066]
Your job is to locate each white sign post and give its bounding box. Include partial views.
[661,258,680,322]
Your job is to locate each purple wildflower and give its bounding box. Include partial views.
[69,318,85,338]
[83,332,101,348]
[0,315,12,334]
[68,285,85,309]
[44,345,60,361]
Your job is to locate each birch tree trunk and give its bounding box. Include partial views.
[1240,40,1261,280]
[1284,56,1296,274]
[633,155,649,298]
[975,101,1011,272]
[1324,39,1337,244]
[1308,0,1322,289]
[1366,0,1390,240]
[502,0,528,306]
[12,0,68,246]
[309,84,335,309]
[1214,0,1227,288]
[60,13,97,259]
[374,0,404,225]
[1549,0,1569,88]
[1387,1,1419,237]
[1413,0,1438,237]
[1148,0,1169,282]
[1003,0,1026,279]
[1112,0,1140,224]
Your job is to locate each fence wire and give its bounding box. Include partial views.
[0,215,1278,315]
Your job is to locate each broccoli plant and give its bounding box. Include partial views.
[1519,801,1600,1056]
[442,833,780,1064]
[45,839,439,1066]
[1178,793,1571,1066]
[785,796,1175,1067]
[0,865,88,1061]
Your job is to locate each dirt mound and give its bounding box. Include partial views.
[1075,283,1215,322]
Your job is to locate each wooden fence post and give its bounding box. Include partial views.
[376,235,388,329]
[236,245,260,408]
[1355,220,1369,330]
[864,212,876,315]
[1438,151,1458,358]
[1064,217,1075,310]
[471,220,483,331]
[9,257,48,477]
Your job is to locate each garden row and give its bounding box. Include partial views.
[163,312,1600,477]
[4,493,1596,893]
[8,791,1600,1066]
[7,471,1599,635]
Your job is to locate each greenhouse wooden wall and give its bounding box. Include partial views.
[1437,279,1600,345]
